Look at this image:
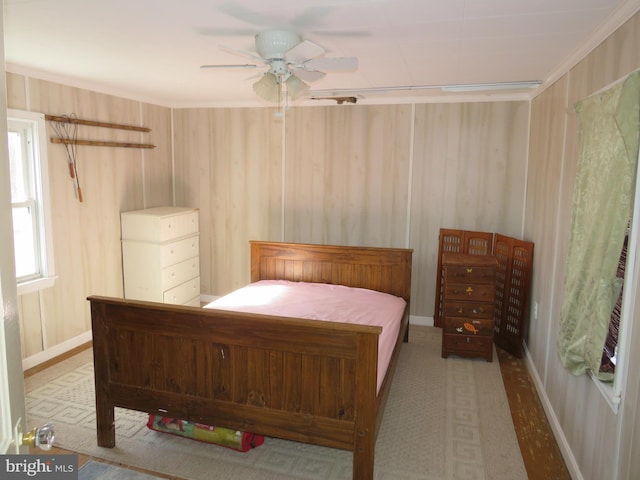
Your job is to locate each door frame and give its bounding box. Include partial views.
[0,6,28,454]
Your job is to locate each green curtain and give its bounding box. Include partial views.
[558,71,640,380]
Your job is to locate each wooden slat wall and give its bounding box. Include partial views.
[7,74,173,360]
[524,11,640,480]
[10,75,528,360]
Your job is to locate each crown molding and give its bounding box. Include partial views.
[536,0,640,97]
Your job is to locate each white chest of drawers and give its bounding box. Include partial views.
[121,206,200,306]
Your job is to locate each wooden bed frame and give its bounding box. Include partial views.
[88,241,412,479]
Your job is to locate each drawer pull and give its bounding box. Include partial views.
[466,287,473,295]
[472,308,477,314]
[457,307,464,314]
[466,268,473,273]
[466,337,470,343]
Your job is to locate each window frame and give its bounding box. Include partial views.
[7,109,56,295]
[589,137,640,414]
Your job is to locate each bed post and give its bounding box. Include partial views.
[89,300,116,447]
[352,332,378,480]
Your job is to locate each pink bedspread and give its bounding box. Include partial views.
[204,280,407,393]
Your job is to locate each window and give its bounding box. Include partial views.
[600,220,630,375]
[557,70,640,413]
[7,109,56,294]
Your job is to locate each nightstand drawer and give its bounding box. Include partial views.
[162,257,200,290]
[157,211,199,242]
[121,207,199,242]
[164,277,200,305]
[442,317,494,336]
[443,283,494,302]
[442,301,494,319]
[160,235,199,267]
[442,333,493,357]
[443,265,495,283]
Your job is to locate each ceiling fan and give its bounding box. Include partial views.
[201,29,358,103]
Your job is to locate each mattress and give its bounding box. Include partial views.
[204,279,407,393]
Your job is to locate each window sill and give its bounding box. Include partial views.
[588,370,621,414]
[17,276,57,296]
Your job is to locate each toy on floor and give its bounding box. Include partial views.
[147,415,264,452]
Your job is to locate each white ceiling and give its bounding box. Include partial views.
[3,0,639,108]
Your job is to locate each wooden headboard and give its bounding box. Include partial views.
[250,241,413,302]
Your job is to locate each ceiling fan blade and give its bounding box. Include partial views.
[218,4,274,28]
[309,29,371,37]
[304,57,358,71]
[293,68,326,82]
[286,40,325,64]
[290,6,331,29]
[219,4,329,30]
[196,26,258,37]
[220,45,266,64]
[200,64,261,70]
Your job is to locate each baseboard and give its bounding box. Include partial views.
[199,294,218,305]
[22,331,93,372]
[410,315,433,326]
[523,343,583,480]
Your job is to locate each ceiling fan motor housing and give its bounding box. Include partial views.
[255,30,301,60]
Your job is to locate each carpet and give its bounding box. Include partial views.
[25,326,527,480]
[79,460,165,479]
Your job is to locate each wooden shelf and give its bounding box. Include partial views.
[50,138,155,149]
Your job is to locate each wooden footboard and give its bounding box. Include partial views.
[89,242,411,479]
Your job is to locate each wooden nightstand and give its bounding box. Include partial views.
[441,253,497,362]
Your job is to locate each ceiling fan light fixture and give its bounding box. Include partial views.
[286,74,309,100]
[253,72,280,102]
[255,30,301,60]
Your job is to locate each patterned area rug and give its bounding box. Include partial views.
[79,461,165,480]
[25,326,527,480]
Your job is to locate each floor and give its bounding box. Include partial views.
[30,343,572,480]
[496,346,572,480]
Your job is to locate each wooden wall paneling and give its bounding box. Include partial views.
[568,12,640,109]
[557,15,640,480]
[411,104,462,321]
[526,76,577,469]
[17,294,43,357]
[523,11,640,480]
[501,101,531,238]
[411,102,528,321]
[141,102,173,208]
[174,107,284,297]
[173,108,213,293]
[454,102,528,233]
[284,105,412,249]
[30,80,131,344]
[5,72,27,110]
[9,77,172,354]
[524,77,569,370]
